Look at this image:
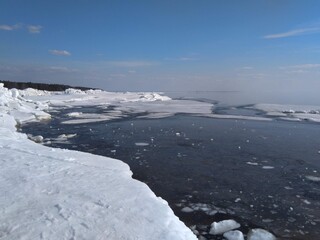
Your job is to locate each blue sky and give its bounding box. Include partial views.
[1,0,320,91]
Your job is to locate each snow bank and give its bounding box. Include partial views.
[0,85,197,239]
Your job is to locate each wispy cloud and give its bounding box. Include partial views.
[239,66,254,70]
[49,49,71,56]
[106,61,158,67]
[27,25,42,34]
[165,57,199,61]
[280,63,320,69]
[264,27,320,39]
[0,24,21,31]
[48,66,77,72]
[280,63,320,74]
[0,23,42,33]
[178,57,198,61]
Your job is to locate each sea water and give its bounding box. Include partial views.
[21,95,320,240]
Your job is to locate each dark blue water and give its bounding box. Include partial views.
[21,107,320,240]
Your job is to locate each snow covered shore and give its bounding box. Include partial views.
[0,84,197,239]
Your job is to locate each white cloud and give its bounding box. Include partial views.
[48,66,77,72]
[27,25,42,33]
[0,24,21,31]
[264,27,320,39]
[49,50,71,56]
[106,61,157,67]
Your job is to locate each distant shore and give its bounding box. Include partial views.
[0,80,97,92]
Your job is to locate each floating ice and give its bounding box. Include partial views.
[305,175,320,182]
[181,206,194,213]
[262,166,274,169]
[247,228,276,240]
[223,230,244,240]
[135,142,149,146]
[58,133,77,139]
[66,112,82,117]
[209,219,240,235]
[246,162,258,166]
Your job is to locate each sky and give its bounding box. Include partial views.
[1,0,320,92]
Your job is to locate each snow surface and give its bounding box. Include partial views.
[253,103,320,122]
[0,84,196,240]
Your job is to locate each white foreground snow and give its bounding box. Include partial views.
[0,84,196,240]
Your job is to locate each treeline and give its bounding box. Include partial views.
[0,80,97,92]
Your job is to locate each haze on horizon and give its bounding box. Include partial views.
[1,0,320,94]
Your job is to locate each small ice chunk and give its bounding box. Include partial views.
[302,199,311,205]
[58,133,77,139]
[305,175,320,182]
[246,162,258,166]
[262,166,274,169]
[209,219,240,235]
[247,228,276,240]
[223,230,244,240]
[262,219,273,223]
[28,135,44,143]
[181,207,194,213]
[66,112,82,117]
[135,142,149,146]
[207,210,218,216]
[235,198,241,203]
[176,132,181,137]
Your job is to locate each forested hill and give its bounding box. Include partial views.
[0,80,98,92]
